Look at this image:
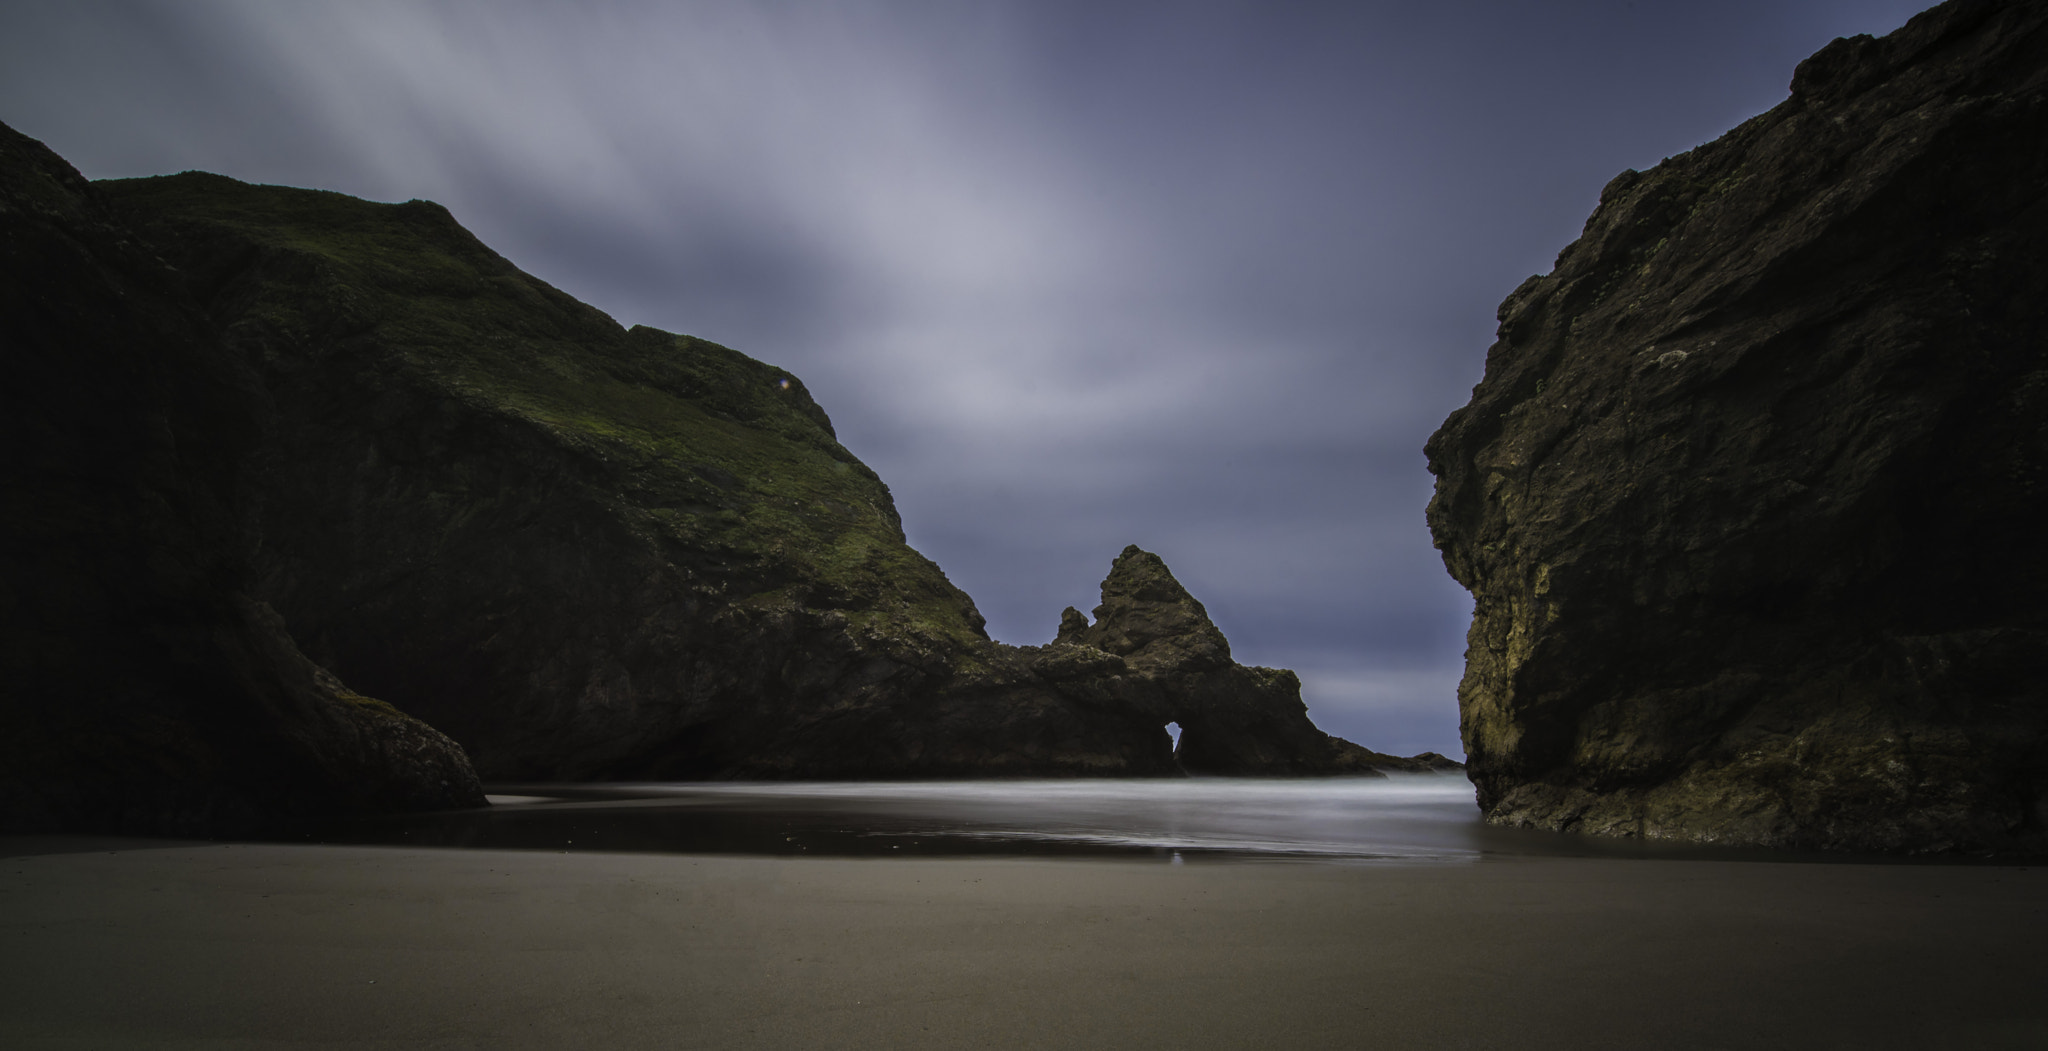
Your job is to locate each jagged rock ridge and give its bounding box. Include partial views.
[1050,546,1457,775]
[1425,0,2048,853]
[0,121,483,836]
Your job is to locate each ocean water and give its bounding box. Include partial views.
[304,773,1809,863]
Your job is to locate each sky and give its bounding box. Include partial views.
[0,0,1929,758]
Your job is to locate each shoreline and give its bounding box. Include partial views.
[294,773,2048,867]
[4,837,2046,1048]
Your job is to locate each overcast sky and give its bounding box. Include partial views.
[0,0,1928,757]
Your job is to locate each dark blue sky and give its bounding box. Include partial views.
[0,0,1930,756]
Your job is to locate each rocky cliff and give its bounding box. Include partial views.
[80,170,1434,782]
[97,169,997,781]
[0,121,484,835]
[1425,0,2047,852]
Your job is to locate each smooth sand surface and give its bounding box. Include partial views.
[2,838,2044,1049]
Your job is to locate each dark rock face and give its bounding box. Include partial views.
[95,171,1012,780]
[1425,0,2048,852]
[86,173,1442,781]
[0,122,483,835]
[1047,546,1458,775]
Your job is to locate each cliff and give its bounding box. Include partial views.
[96,169,997,780]
[0,122,484,835]
[1425,0,2048,852]
[80,171,1434,782]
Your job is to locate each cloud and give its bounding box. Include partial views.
[1295,666,1467,760]
[0,0,1933,766]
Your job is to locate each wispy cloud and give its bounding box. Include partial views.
[0,0,1927,758]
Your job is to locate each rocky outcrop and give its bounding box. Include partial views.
[0,121,484,836]
[84,171,1441,782]
[93,169,1012,781]
[1425,0,2048,852]
[1042,546,1458,775]
[95,171,968,780]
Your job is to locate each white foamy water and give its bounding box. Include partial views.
[470,773,1491,861]
[342,776,1895,863]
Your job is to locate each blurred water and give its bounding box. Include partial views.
[304,774,1854,863]
[599,775,1487,859]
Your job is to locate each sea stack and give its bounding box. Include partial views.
[1425,0,2048,852]
[1049,546,1458,775]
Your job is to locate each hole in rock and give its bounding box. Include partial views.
[1164,721,1182,753]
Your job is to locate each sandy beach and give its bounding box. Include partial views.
[1,838,2043,1049]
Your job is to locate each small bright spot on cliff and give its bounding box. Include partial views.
[1165,721,1182,750]
[777,378,790,390]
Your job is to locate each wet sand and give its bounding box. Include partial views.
[2,837,2044,1049]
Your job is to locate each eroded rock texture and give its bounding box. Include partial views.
[0,121,483,835]
[1425,0,2048,852]
[87,173,1441,781]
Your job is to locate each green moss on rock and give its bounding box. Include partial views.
[86,171,1437,781]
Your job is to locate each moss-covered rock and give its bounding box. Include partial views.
[1425,0,2048,853]
[85,173,1440,781]
[0,121,482,835]
[91,171,995,779]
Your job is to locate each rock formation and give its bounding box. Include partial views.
[0,121,484,836]
[95,168,998,781]
[1047,546,1457,775]
[66,166,1441,783]
[1425,0,2047,852]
